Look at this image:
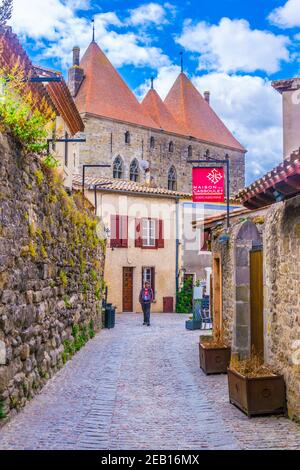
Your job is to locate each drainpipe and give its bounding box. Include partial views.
[175,198,180,294]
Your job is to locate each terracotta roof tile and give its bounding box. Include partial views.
[236,149,300,209]
[141,88,184,135]
[75,42,158,128]
[72,174,191,198]
[164,73,245,152]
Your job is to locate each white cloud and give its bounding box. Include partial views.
[268,0,300,28]
[176,17,290,74]
[10,0,170,69]
[137,68,283,183]
[191,73,283,183]
[137,64,181,99]
[128,3,168,26]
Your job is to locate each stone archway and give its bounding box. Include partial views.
[233,221,262,358]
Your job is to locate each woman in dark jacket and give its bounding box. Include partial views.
[139,281,154,326]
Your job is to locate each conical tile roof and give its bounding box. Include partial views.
[141,88,184,135]
[164,73,245,151]
[75,41,157,128]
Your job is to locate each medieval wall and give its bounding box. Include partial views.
[0,133,106,424]
[77,115,245,195]
[264,195,300,421]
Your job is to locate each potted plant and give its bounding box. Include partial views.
[228,354,286,417]
[199,328,231,375]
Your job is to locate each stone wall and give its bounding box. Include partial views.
[212,218,264,352]
[0,133,106,423]
[77,115,245,195]
[264,195,300,421]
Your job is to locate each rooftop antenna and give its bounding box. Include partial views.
[150,76,154,90]
[180,51,184,73]
[92,18,95,42]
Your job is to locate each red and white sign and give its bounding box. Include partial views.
[192,167,225,203]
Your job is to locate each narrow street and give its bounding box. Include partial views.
[0,314,300,450]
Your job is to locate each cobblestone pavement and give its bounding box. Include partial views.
[1,314,300,450]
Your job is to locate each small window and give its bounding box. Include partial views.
[188,145,192,157]
[125,131,131,144]
[130,159,139,182]
[150,136,155,149]
[168,166,177,191]
[169,141,174,153]
[113,156,123,179]
[142,219,156,247]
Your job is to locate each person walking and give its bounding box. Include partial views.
[139,281,154,326]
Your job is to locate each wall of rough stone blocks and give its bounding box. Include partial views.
[264,195,300,422]
[0,133,106,424]
[77,115,245,195]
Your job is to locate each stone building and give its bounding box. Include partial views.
[0,26,84,190]
[206,76,300,421]
[68,39,246,194]
[73,174,191,313]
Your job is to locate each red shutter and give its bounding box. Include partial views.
[156,219,164,249]
[200,230,209,251]
[135,218,142,248]
[151,267,155,300]
[110,215,118,248]
[120,216,128,248]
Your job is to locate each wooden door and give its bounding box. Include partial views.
[123,267,133,312]
[250,249,264,358]
[213,256,222,331]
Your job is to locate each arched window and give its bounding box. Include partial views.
[150,136,155,149]
[113,156,123,179]
[168,166,177,191]
[125,131,131,144]
[169,141,174,153]
[188,145,192,157]
[130,159,139,182]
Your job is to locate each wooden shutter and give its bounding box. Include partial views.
[110,214,119,248]
[120,216,128,248]
[135,218,142,248]
[156,219,164,249]
[151,267,155,300]
[200,230,209,251]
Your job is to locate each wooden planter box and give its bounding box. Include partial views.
[227,368,286,417]
[199,343,231,375]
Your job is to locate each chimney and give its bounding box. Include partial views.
[73,46,80,66]
[272,78,300,159]
[204,91,210,104]
[68,46,84,98]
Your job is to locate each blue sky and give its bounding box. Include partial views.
[9,0,300,185]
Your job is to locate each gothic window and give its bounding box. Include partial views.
[168,166,177,191]
[169,141,174,153]
[113,156,123,179]
[125,131,131,144]
[130,159,139,182]
[150,136,155,149]
[188,145,193,158]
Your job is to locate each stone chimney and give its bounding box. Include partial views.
[68,46,84,98]
[204,91,210,104]
[272,78,300,159]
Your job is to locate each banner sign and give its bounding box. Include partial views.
[192,167,225,203]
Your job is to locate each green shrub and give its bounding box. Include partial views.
[176,279,193,313]
[0,65,55,153]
